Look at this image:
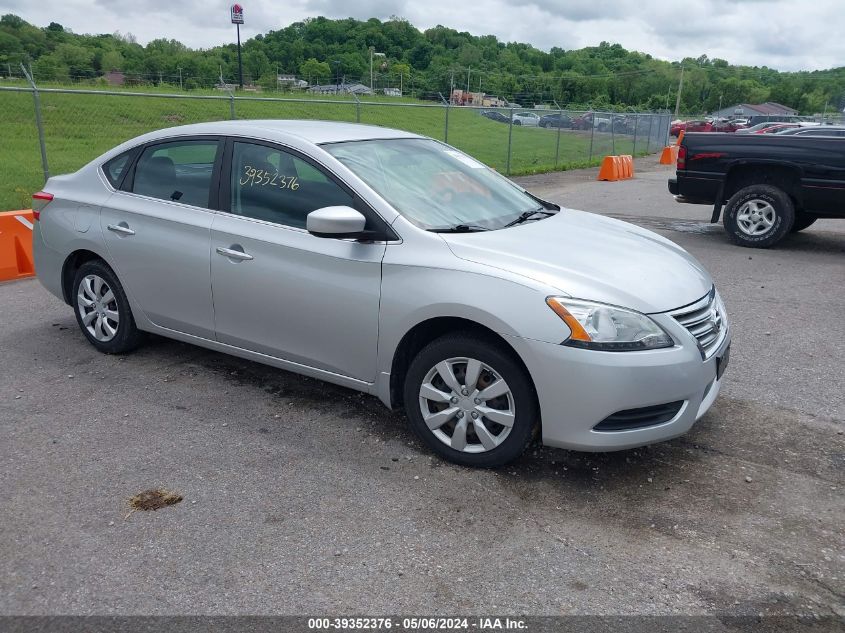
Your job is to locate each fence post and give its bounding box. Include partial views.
[610,112,616,155]
[588,115,595,163]
[353,92,361,123]
[646,115,654,153]
[632,113,639,156]
[553,100,562,170]
[220,71,236,119]
[506,105,515,176]
[438,92,449,143]
[21,64,49,182]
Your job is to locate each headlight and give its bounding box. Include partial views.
[546,297,674,351]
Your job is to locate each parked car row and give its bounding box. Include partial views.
[481,110,658,136]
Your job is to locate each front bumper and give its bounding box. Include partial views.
[509,316,730,452]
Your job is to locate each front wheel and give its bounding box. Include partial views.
[723,184,794,248]
[403,333,538,468]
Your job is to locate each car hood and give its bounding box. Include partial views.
[441,209,712,314]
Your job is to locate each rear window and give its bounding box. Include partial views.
[103,151,133,188]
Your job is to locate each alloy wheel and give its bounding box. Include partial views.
[736,199,777,236]
[77,274,120,342]
[418,357,515,453]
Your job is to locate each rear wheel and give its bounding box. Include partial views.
[791,213,818,233]
[723,184,794,248]
[403,333,537,468]
[72,260,143,354]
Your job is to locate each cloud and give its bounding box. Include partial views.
[1,0,842,70]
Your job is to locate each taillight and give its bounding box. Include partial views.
[31,191,53,221]
[677,145,687,170]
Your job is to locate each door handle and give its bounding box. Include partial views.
[216,246,254,261]
[107,223,135,236]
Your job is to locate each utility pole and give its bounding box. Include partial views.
[466,67,471,95]
[674,66,684,118]
[449,69,455,103]
[369,47,384,94]
[178,66,182,91]
[400,72,403,96]
[369,47,374,91]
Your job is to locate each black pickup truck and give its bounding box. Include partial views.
[668,133,845,247]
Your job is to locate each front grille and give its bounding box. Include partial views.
[668,287,726,359]
[593,401,684,432]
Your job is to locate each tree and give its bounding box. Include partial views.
[299,57,330,84]
[101,50,123,71]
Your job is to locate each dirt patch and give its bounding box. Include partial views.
[126,488,183,518]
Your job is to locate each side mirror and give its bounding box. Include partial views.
[307,206,366,239]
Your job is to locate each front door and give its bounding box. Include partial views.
[210,139,385,382]
[100,138,222,338]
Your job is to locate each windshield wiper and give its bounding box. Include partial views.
[429,224,490,233]
[502,208,556,228]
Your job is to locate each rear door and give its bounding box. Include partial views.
[100,137,222,338]
[209,138,387,381]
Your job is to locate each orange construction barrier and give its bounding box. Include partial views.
[0,209,35,282]
[597,155,634,181]
[676,130,685,146]
[659,145,680,165]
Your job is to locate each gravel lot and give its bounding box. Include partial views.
[1,157,843,619]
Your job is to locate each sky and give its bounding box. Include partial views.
[2,0,843,72]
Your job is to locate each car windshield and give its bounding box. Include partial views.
[323,138,545,231]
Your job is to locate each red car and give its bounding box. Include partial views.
[756,123,800,134]
[670,119,712,136]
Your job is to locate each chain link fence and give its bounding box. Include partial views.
[0,83,672,211]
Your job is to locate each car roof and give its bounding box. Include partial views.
[136,119,423,146]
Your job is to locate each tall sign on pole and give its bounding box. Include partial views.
[230,4,244,90]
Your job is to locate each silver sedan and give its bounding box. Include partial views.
[32,120,730,467]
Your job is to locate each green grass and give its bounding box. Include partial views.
[0,88,665,210]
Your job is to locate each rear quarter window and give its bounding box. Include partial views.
[102,151,133,188]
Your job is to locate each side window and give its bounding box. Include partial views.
[230,141,353,228]
[103,151,133,188]
[132,140,220,208]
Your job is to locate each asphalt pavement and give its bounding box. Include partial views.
[1,157,843,619]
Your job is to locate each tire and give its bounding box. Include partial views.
[403,333,538,468]
[72,259,144,354]
[513,120,521,126]
[791,213,817,233]
[598,123,608,133]
[722,184,794,248]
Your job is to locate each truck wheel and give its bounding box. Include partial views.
[791,213,817,233]
[723,184,794,248]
